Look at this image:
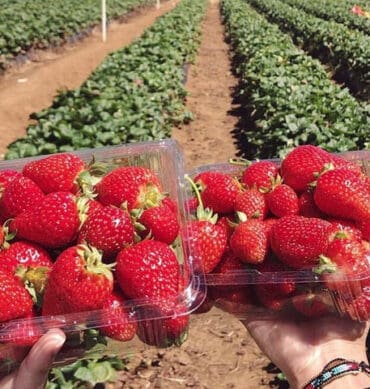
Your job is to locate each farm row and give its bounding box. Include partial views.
[0,0,153,69]
[3,0,370,162]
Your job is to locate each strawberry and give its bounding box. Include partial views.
[314,237,369,297]
[270,215,332,269]
[280,145,345,193]
[116,240,180,304]
[10,192,82,249]
[0,175,45,220]
[194,171,240,214]
[42,244,113,316]
[254,258,296,311]
[266,183,299,218]
[184,196,199,214]
[96,166,162,211]
[213,247,245,274]
[0,270,33,322]
[0,241,53,274]
[137,204,179,245]
[314,168,370,222]
[234,189,268,220]
[298,191,324,218]
[136,305,189,347]
[22,153,98,195]
[229,219,269,264]
[184,175,227,273]
[161,197,178,214]
[78,205,135,260]
[241,160,279,191]
[100,290,137,342]
[292,292,330,318]
[185,220,227,273]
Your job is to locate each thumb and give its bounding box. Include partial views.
[14,329,66,389]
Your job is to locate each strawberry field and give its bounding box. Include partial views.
[0,0,369,387]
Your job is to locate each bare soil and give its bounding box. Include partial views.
[0,1,280,388]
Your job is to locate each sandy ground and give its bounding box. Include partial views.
[0,1,280,388]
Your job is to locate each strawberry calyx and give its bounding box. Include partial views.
[77,244,114,283]
[75,158,109,198]
[185,174,218,224]
[15,265,50,306]
[76,196,91,229]
[313,255,338,275]
[137,184,165,209]
[0,220,16,250]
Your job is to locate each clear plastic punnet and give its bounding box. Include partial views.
[0,139,205,376]
[187,150,370,323]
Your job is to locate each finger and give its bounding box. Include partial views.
[14,329,65,389]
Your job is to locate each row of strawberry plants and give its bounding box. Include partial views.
[246,0,370,99]
[283,0,370,35]
[220,0,369,160]
[4,0,207,160]
[0,0,153,70]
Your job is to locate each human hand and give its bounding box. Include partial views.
[243,313,370,389]
[0,329,65,389]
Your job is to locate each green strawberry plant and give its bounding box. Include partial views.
[221,0,370,160]
[247,0,370,99]
[5,0,207,160]
[0,0,154,70]
[283,0,370,36]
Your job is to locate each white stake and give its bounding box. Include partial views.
[102,0,107,42]
[156,0,160,9]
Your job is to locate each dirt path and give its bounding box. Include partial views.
[171,0,239,170]
[0,0,176,158]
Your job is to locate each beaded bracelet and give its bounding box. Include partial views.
[303,358,370,389]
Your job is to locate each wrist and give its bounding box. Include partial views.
[285,341,369,388]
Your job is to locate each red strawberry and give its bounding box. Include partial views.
[241,161,279,191]
[100,290,137,342]
[185,220,227,273]
[184,196,198,214]
[78,205,134,260]
[96,166,162,211]
[42,244,113,315]
[281,145,342,193]
[298,191,324,218]
[270,215,332,269]
[314,168,370,222]
[0,175,45,220]
[22,153,87,194]
[266,183,299,218]
[0,270,33,322]
[234,189,268,220]
[314,237,369,297]
[10,192,82,249]
[137,204,179,244]
[0,241,53,274]
[230,219,269,264]
[161,197,178,214]
[292,292,330,318]
[194,171,240,214]
[116,240,180,304]
[254,258,296,311]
